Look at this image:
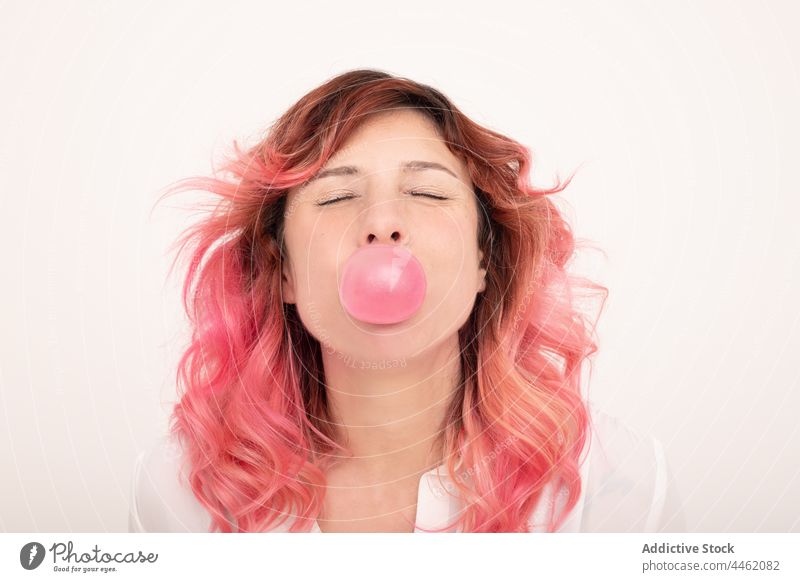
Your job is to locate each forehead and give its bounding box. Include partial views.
[285,109,474,205]
[328,109,459,165]
[344,108,440,142]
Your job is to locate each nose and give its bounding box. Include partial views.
[366,230,401,244]
[358,197,409,246]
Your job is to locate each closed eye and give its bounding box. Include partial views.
[316,191,450,206]
[317,195,355,206]
[410,190,450,200]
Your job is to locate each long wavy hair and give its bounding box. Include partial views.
[158,68,608,533]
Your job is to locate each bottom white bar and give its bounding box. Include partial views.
[2,533,798,581]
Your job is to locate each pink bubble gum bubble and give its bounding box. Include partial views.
[339,244,427,325]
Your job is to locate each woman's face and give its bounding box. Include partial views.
[281,108,487,365]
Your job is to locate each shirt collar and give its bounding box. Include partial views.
[308,458,581,533]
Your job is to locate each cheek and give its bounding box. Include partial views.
[284,219,341,329]
[424,214,481,307]
[285,215,336,282]
[418,205,475,247]
[290,260,344,354]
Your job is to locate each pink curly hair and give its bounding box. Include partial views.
[157,68,608,532]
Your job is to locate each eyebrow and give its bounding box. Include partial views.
[301,160,459,188]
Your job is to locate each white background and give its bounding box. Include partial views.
[1,0,798,532]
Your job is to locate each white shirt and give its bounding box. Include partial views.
[128,401,685,532]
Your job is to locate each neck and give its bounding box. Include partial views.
[322,336,461,480]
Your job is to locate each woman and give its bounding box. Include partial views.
[129,69,685,533]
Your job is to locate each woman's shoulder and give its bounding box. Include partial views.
[573,401,685,532]
[128,435,303,533]
[128,434,214,533]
